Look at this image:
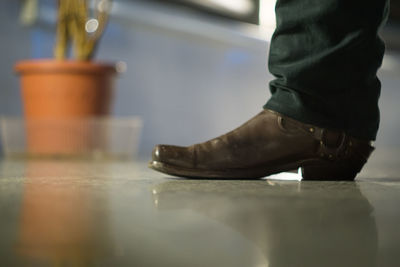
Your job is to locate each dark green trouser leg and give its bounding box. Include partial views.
[264,0,389,140]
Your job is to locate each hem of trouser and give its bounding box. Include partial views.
[263,100,377,141]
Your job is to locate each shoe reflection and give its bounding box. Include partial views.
[151,180,377,267]
[16,161,111,266]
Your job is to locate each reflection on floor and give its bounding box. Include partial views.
[0,156,399,267]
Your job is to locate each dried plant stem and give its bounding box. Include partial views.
[54,0,111,61]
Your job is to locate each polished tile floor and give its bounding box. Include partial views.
[0,152,399,267]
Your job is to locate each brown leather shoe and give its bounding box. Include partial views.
[149,109,374,180]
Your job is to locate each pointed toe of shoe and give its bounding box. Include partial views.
[151,144,168,163]
[149,145,170,173]
[151,144,194,168]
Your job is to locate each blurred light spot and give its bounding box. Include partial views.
[85,18,99,33]
[116,61,128,73]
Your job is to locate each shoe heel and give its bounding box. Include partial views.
[301,161,360,181]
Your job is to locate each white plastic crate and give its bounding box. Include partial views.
[0,117,142,159]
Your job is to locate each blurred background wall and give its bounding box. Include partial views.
[0,0,399,158]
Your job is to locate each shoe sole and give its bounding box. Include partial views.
[149,160,359,180]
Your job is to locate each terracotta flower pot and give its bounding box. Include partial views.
[14,59,117,156]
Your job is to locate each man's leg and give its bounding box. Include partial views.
[265,0,389,141]
[149,0,389,180]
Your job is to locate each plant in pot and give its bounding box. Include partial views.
[15,0,116,156]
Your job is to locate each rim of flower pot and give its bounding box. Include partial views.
[14,59,117,75]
